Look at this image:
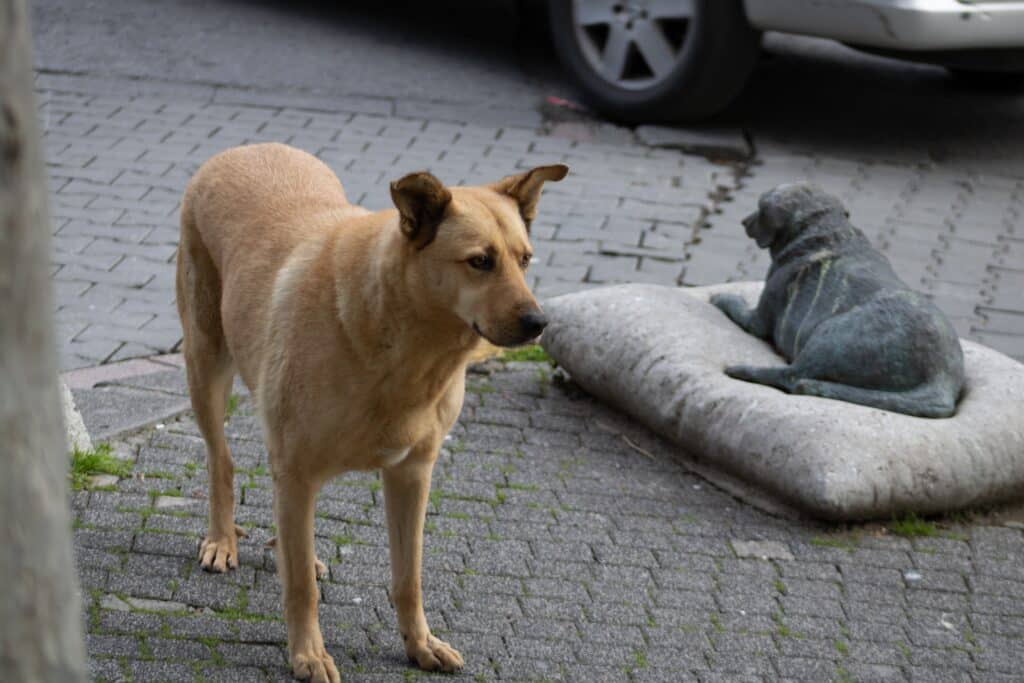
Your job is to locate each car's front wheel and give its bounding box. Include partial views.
[548,0,761,123]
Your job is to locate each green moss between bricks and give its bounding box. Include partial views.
[225,393,241,418]
[888,512,939,538]
[69,443,131,491]
[809,534,859,551]
[498,344,552,363]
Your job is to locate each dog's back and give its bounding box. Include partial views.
[181,143,353,276]
[766,215,911,359]
[712,183,965,418]
[177,144,372,390]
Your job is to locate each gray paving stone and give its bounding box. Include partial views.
[146,635,211,660]
[72,385,190,441]
[86,634,141,658]
[87,657,125,682]
[107,572,176,601]
[127,659,195,683]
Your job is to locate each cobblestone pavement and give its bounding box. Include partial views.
[71,360,1024,682]
[39,74,1024,371]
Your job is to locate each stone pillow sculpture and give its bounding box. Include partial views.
[540,185,1024,521]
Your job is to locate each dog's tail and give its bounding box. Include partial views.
[175,191,225,345]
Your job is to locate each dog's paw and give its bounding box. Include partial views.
[709,292,735,307]
[265,536,328,580]
[710,293,746,316]
[407,634,464,673]
[723,364,753,381]
[199,524,247,572]
[291,648,340,683]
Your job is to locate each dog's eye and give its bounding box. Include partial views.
[520,254,532,269]
[468,255,495,271]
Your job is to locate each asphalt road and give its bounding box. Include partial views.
[31,0,551,114]
[32,0,1024,166]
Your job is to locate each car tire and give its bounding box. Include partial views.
[547,0,761,123]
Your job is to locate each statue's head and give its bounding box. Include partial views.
[742,183,849,249]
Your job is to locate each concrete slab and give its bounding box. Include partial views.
[126,597,188,612]
[72,385,190,442]
[99,594,131,611]
[62,380,92,453]
[88,474,120,488]
[154,495,195,510]
[541,282,1024,521]
[62,357,175,390]
[731,540,794,561]
[635,124,752,160]
[104,369,190,397]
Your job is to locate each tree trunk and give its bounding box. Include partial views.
[0,1,88,680]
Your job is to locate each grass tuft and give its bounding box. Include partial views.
[69,443,131,490]
[889,512,938,538]
[499,344,551,363]
[225,392,241,418]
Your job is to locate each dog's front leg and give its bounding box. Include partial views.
[383,454,464,672]
[273,472,340,683]
[710,292,770,338]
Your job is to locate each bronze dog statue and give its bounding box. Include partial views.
[711,183,964,418]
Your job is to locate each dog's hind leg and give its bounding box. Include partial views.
[724,364,802,392]
[792,379,957,418]
[177,206,246,572]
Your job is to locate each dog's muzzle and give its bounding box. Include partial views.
[519,310,548,341]
[742,211,759,233]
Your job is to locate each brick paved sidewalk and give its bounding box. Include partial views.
[38,76,1024,372]
[71,360,1024,683]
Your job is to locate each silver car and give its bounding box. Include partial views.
[548,0,1024,121]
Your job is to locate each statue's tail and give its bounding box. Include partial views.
[791,378,958,419]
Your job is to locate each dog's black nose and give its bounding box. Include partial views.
[519,310,548,338]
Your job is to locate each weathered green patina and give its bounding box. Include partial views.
[711,183,965,418]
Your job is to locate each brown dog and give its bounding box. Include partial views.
[176,143,566,681]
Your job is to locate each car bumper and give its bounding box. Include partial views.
[745,0,1024,51]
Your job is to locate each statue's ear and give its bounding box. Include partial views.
[490,164,569,231]
[390,171,452,249]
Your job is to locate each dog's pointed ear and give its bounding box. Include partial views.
[491,164,568,230]
[390,171,452,249]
